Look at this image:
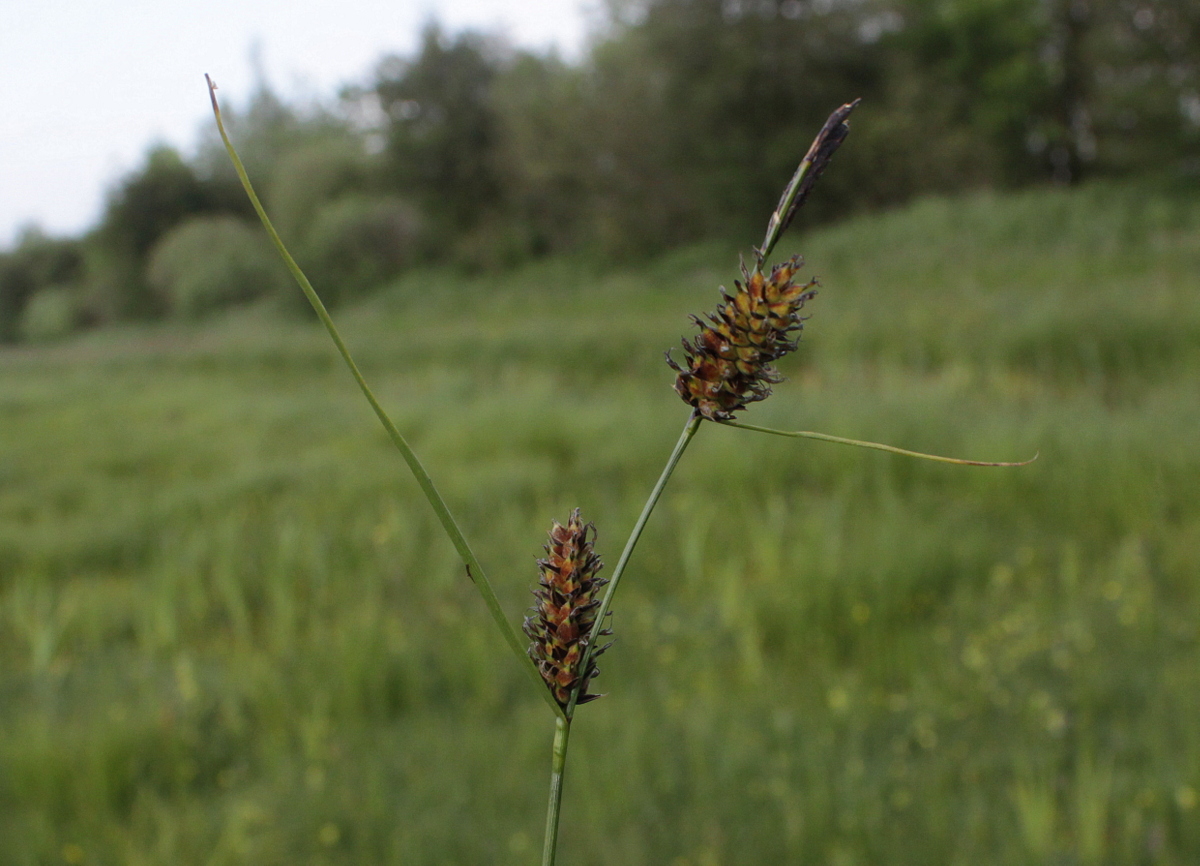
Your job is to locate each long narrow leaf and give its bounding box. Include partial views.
[720,419,1037,467]
[205,75,561,718]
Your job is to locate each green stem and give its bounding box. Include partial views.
[205,75,561,720]
[546,411,702,861]
[541,716,572,866]
[567,411,703,717]
[719,420,1038,467]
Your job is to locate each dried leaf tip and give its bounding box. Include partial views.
[776,98,860,241]
[524,509,612,709]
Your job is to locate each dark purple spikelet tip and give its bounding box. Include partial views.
[667,255,818,421]
[523,509,612,708]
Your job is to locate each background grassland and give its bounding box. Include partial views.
[2,181,1199,865]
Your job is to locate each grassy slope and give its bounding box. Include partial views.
[2,181,1198,865]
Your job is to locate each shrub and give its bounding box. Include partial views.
[265,137,374,243]
[18,286,80,342]
[0,231,84,342]
[147,216,286,318]
[299,196,421,306]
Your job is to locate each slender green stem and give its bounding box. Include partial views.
[719,420,1038,467]
[205,75,562,719]
[541,716,572,866]
[540,413,700,862]
[567,411,703,717]
[564,101,860,714]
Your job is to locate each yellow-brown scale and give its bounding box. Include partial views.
[668,255,818,421]
[524,509,612,708]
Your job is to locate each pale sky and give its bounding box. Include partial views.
[0,0,593,249]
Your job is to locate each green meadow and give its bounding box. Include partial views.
[2,181,1199,864]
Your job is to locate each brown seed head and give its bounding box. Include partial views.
[668,255,818,421]
[524,508,612,708]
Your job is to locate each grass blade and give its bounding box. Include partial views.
[720,419,1038,467]
[205,74,561,718]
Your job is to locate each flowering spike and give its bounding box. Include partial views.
[668,255,818,421]
[524,509,612,708]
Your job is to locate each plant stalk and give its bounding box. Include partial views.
[543,411,703,860]
[567,411,702,717]
[541,716,572,866]
[570,105,859,703]
[205,75,562,719]
[541,413,700,863]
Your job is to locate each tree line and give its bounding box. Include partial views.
[3,0,1197,341]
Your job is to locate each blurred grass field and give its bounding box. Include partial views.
[2,181,1199,865]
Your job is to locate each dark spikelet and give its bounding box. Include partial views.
[775,99,860,241]
[523,509,612,708]
[667,255,818,421]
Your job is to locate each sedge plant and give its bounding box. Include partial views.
[206,78,1033,865]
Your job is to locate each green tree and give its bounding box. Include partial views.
[1066,0,1200,178]
[490,52,592,257]
[193,82,353,206]
[91,145,215,318]
[896,0,1054,180]
[374,24,505,237]
[99,145,210,258]
[530,0,891,255]
[895,0,1200,184]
